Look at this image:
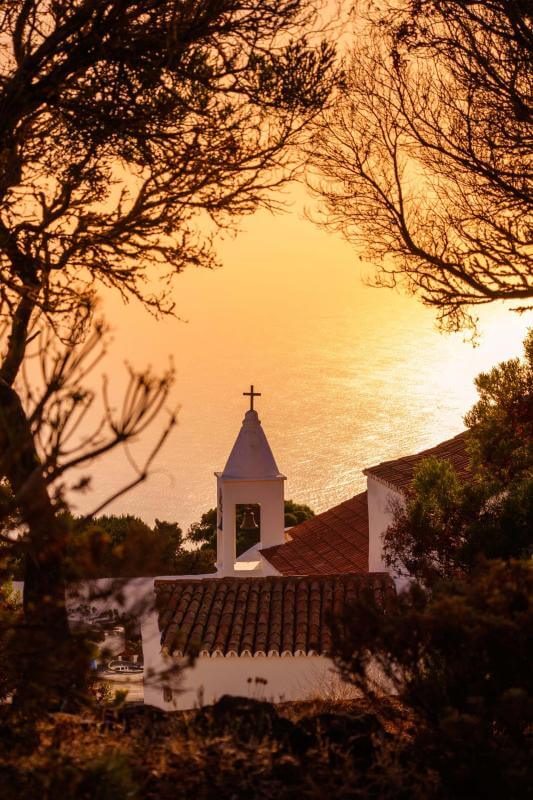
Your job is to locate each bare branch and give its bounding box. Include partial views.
[307,1,532,332]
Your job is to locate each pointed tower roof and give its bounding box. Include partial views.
[221,409,283,480]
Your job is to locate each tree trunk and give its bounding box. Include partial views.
[0,378,87,712]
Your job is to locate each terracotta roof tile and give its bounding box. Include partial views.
[156,573,394,658]
[363,431,470,493]
[261,491,369,576]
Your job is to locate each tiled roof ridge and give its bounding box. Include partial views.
[155,571,387,589]
[363,431,470,493]
[260,491,369,576]
[156,573,394,659]
[285,491,367,539]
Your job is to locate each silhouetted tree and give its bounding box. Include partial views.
[0,0,336,709]
[308,0,532,330]
[65,514,184,578]
[283,499,316,527]
[333,560,533,799]
[0,318,176,709]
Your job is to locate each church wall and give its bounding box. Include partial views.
[218,476,285,574]
[141,601,349,710]
[367,476,403,573]
[142,600,394,711]
[258,552,282,575]
[143,651,352,711]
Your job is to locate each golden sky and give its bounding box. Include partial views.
[72,185,532,527]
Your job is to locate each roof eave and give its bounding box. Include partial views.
[363,470,408,495]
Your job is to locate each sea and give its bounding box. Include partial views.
[68,195,531,532]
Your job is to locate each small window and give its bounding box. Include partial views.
[163,686,173,703]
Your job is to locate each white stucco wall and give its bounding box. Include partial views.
[366,476,403,573]
[258,551,282,575]
[216,475,285,575]
[141,596,391,711]
[143,650,347,711]
[141,603,392,711]
[367,477,413,591]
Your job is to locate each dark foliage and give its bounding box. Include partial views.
[66,514,184,578]
[333,560,533,800]
[308,0,533,331]
[0,0,336,712]
[0,696,393,800]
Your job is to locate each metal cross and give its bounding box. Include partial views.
[243,384,261,411]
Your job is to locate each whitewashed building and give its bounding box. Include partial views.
[363,431,469,574]
[141,388,469,710]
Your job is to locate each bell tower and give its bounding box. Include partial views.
[215,386,285,576]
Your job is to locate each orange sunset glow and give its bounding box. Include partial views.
[87,189,531,529]
[1,1,531,790]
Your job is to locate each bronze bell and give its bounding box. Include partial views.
[240,506,258,530]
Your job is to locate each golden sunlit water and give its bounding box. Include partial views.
[71,194,531,530]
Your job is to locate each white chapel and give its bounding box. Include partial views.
[141,387,469,710]
[215,385,285,576]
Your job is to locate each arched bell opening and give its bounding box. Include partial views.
[235,503,261,556]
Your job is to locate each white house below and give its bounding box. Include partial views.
[143,573,395,710]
